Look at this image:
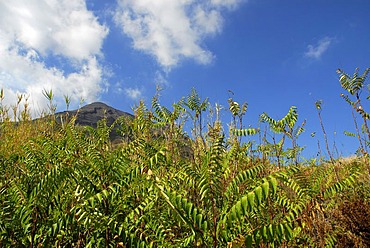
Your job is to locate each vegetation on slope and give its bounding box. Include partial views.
[0,68,369,247]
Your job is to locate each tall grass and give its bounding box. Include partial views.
[0,68,369,247]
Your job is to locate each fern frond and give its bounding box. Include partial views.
[323,171,360,199]
[157,184,208,239]
[226,176,278,225]
[225,162,266,199]
[232,128,259,136]
[337,67,370,95]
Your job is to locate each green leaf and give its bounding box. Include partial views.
[235,201,242,219]
[245,235,253,248]
[255,186,263,205]
[241,195,249,214]
[233,128,258,136]
[262,180,269,198]
[269,176,277,194]
[247,192,255,210]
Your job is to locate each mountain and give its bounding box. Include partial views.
[55,102,134,143]
[56,102,133,128]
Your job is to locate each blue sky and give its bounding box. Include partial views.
[1,0,370,158]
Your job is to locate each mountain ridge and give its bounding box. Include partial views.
[56,102,134,128]
[53,102,134,143]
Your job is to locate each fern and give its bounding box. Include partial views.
[232,127,259,137]
[0,87,369,247]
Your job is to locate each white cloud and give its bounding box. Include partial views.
[124,87,142,100]
[0,0,109,116]
[154,71,169,86]
[211,0,242,9]
[305,37,333,60]
[114,0,244,69]
[0,0,108,61]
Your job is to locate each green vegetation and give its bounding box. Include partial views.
[0,69,369,247]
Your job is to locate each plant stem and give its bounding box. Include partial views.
[317,110,334,163]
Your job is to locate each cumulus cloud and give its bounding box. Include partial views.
[211,0,241,9]
[305,37,333,60]
[0,48,103,109]
[154,71,169,86]
[114,0,244,69]
[124,87,143,100]
[0,0,108,116]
